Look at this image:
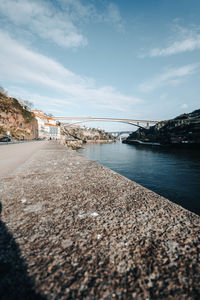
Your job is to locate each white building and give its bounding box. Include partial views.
[33,110,60,139]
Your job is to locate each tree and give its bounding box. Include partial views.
[22,100,34,110]
[0,86,7,95]
[43,113,54,117]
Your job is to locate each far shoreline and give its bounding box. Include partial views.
[123,139,200,150]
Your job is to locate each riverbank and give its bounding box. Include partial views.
[124,109,200,147]
[123,139,161,146]
[86,139,114,144]
[0,141,200,299]
[123,139,200,149]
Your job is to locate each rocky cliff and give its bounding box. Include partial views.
[0,92,38,140]
[125,109,200,147]
[61,124,115,142]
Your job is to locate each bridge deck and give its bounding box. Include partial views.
[55,117,159,124]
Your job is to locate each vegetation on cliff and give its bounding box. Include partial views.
[0,89,37,140]
[125,109,200,146]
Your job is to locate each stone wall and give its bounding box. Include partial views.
[1,141,199,299]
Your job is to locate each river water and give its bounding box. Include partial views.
[78,142,200,216]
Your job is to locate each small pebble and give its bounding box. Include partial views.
[90,212,99,217]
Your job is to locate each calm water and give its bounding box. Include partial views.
[78,142,200,216]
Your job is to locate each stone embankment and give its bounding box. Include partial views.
[86,139,114,144]
[0,141,200,299]
[65,139,83,150]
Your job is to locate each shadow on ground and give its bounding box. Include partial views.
[0,202,45,300]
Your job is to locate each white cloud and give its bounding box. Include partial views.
[149,24,200,57]
[101,3,124,32]
[181,103,189,109]
[139,64,199,92]
[57,0,95,21]
[0,0,87,48]
[0,31,141,113]
[150,38,200,57]
[8,88,78,109]
[0,0,124,48]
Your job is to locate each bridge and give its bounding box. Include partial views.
[54,117,159,129]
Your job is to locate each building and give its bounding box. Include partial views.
[33,110,60,139]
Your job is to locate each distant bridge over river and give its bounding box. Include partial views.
[54,117,159,129]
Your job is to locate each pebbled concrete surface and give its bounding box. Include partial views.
[0,141,200,299]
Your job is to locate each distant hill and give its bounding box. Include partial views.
[0,91,37,140]
[61,124,115,142]
[125,109,200,147]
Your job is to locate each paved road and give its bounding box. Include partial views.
[0,141,48,178]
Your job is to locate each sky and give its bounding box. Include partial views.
[0,0,200,131]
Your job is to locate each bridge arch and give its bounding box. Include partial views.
[64,120,145,129]
[55,117,158,130]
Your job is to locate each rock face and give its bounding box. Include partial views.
[125,109,200,147]
[60,124,115,149]
[61,124,114,142]
[0,92,38,140]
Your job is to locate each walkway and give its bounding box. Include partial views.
[0,141,199,299]
[0,141,48,178]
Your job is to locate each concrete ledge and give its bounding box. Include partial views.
[0,141,200,299]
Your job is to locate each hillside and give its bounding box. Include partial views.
[61,124,114,142]
[0,91,38,140]
[125,109,200,147]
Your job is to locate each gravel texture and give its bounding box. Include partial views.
[0,141,200,299]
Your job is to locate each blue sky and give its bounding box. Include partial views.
[0,0,200,131]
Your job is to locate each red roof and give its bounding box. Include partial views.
[44,123,58,127]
